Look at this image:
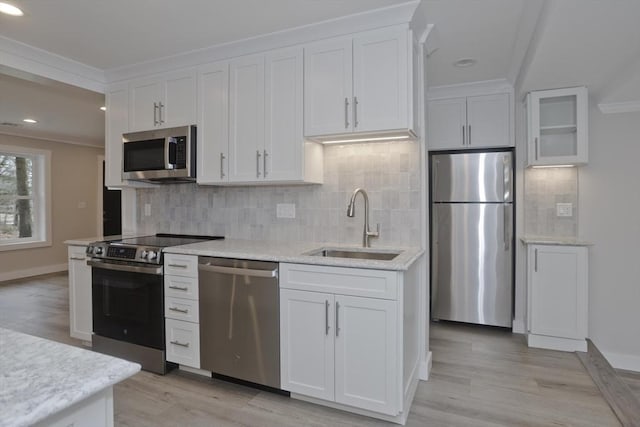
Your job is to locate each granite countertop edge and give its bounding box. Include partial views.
[520,236,592,246]
[0,328,140,427]
[165,239,424,271]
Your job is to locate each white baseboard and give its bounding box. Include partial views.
[419,351,432,380]
[527,334,587,352]
[0,263,67,283]
[601,350,640,373]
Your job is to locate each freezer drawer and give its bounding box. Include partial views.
[432,151,513,203]
[431,203,513,327]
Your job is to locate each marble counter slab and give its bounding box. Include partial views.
[0,328,140,427]
[64,234,135,246]
[520,236,592,246]
[165,239,424,271]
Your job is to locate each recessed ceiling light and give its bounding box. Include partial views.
[0,2,24,16]
[100,106,107,111]
[23,118,37,124]
[454,58,477,68]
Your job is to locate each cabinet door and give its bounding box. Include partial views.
[527,87,588,166]
[304,37,353,136]
[280,289,334,401]
[264,47,303,181]
[197,61,229,184]
[528,245,588,340]
[105,83,128,188]
[162,69,197,128]
[334,295,398,416]
[427,98,466,150]
[353,27,408,133]
[165,318,200,368]
[68,246,92,342]
[466,93,510,148]
[229,54,265,182]
[129,78,161,131]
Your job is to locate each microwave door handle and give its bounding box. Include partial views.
[165,137,176,170]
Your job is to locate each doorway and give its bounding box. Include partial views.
[101,160,121,236]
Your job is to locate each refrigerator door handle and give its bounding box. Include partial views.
[504,204,511,251]
[503,154,511,202]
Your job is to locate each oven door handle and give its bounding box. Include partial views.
[87,259,163,276]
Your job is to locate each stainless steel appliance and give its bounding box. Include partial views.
[431,150,514,328]
[87,233,223,374]
[122,125,196,183]
[198,257,280,389]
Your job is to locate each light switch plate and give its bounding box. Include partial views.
[276,203,296,219]
[556,203,573,217]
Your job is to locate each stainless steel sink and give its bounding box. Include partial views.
[307,248,401,261]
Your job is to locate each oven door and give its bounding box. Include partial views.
[89,260,164,350]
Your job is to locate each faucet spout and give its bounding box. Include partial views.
[347,188,380,247]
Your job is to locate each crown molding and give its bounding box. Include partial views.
[0,35,106,93]
[598,100,640,114]
[0,127,103,148]
[427,78,514,100]
[105,1,419,83]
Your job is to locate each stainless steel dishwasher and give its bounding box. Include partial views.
[198,257,280,389]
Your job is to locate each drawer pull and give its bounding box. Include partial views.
[168,263,188,268]
[168,285,189,291]
[169,307,189,314]
[70,257,86,261]
[169,340,190,348]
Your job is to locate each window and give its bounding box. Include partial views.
[0,145,51,251]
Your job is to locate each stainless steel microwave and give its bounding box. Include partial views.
[122,125,196,183]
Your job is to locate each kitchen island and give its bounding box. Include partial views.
[0,328,140,427]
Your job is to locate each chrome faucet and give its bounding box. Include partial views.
[347,188,380,248]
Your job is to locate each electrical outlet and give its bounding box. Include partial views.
[77,201,87,209]
[556,203,573,217]
[144,203,151,217]
[276,203,296,219]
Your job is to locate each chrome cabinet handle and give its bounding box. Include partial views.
[256,150,261,178]
[534,248,538,272]
[169,307,189,314]
[170,340,189,348]
[335,301,340,337]
[70,257,85,261]
[263,150,268,178]
[153,102,159,126]
[220,152,226,179]
[158,102,165,124]
[353,96,359,128]
[468,124,471,145]
[168,285,188,291]
[325,300,330,335]
[462,125,465,145]
[168,263,188,268]
[534,137,539,160]
[344,97,350,129]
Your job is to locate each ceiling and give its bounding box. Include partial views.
[1,0,640,146]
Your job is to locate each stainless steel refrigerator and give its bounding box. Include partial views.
[431,150,513,328]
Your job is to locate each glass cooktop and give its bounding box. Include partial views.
[116,233,224,248]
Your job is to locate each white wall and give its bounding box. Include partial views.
[579,105,640,371]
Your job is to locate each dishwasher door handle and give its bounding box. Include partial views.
[198,263,277,278]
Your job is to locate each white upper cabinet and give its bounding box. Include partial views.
[428,93,511,150]
[527,86,588,166]
[304,26,414,140]
[129,69,196,132]
[197,61,229,184]
[228,53,265,182]
[104,83,128,188]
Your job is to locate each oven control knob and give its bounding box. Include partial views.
[147,251,158,260]
[140,250,148,259]
[94,247,104,255]
[86,246,93,255]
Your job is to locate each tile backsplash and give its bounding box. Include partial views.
[524,167,578,237]
[135,141,422,247]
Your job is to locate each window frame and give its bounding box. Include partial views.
[0,144,52,252]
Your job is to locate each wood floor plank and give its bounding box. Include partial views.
[0,274,626,426]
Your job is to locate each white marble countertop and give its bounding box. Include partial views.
[165,238,424,271]
[520,236,592,246]
[0,328,140,427]
[64,234,133,246]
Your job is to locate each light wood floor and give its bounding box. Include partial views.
[0,273,623,426]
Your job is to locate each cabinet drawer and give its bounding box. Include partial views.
[280,263,398,300]
[165,318,200,368]
[68,245,88,261]
[165,296,199,322]
[164,275,198,300]
[164,254,198,277]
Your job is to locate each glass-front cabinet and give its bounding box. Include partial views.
[526,86,588,166]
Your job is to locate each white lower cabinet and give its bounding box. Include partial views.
[68,245,92,342]
[164,254,200,368]
[527,244,588,352]
[280,262,418,423]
